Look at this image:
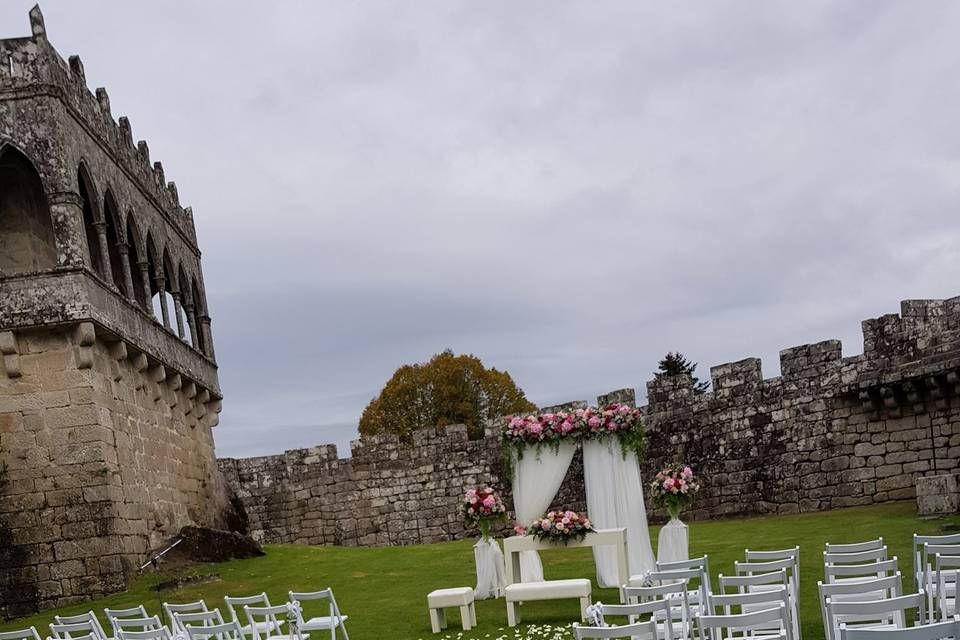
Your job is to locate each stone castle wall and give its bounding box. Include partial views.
[0,326,228,618]
[222,295,960,546]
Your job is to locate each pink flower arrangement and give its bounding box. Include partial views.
[649,463,700,518]
[503,403,643,446]
[461,486,507,540]
[528,509,595,544]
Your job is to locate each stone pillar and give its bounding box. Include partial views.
[116,243,136,301]
[46,192,88,268]
[156,276,171,329]
[184,302,199,349]
[200,315,215,360]
[171,291,186,339]
[92,220,113,279]
[137,261,154,316]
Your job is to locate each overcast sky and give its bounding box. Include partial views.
[4,2,960,459]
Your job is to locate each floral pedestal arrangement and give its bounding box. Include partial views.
[650,464,700,563]
[462,487,507,599]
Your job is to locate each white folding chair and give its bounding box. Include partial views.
[826,548,890,567]
[920,545,960,621]
[707,585,794,640]
[697,603,790,640]
[185,622,245,640]
[646,567,710,616]
[53,613,111,640]
[624,582,692,640]
[914,535,960,597]
[829,539,885,554]
[840,616,960,640]
[173,612,226,638]
[0,628,42,640]
[657,556,714,598]
[935,558,960,621]
[826,558,901,585]
[111,618,165,639]
[225,595,283,639]
[116,629,170,640]
[573,618,659,639]
[288,590,348,640]
[104,607,151,639]
[243,605,299,640]
[734,559,800,640]
[163,601,210,633]
[745,547,800,594]
[595,599,674,640]
[819,574,904,640]
[828,592,926,637]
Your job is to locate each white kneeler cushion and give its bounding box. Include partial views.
[504,578,592,626]
[427,587,476,633]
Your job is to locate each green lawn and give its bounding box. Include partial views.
[2,501,955,640]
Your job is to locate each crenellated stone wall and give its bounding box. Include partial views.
[222,295,960,547]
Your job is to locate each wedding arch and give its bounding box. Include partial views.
[502,401,656,587]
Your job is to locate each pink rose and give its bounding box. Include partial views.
[482,495,496,508]
[683,466,693,478]
[588,416,601,428]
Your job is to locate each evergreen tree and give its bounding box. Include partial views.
[655,351,710,394]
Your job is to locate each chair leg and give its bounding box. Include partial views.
[459,605,472,631]
[580,596,590,622]
[429,608,442,634]
[507,601,517,627]
[470,602,477,627]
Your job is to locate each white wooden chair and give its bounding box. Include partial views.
[163,601,211,632]
[840,616,960,640]
[224,595,283,639]
[623,582,692,640]
[243,605,302,640]
[105,607,151,638]
[829,539,885,554]
[827,592,926,637]
[50,622,105,640]
[745,547,800,594]
[920,545,960,621]
[826,558,901,585]
[646,567,710,617]
[115,629,171,640]
[185,622,245,640]
[733,559,800,639]
[595,599,674,640]
[696,603,790,640]
[53,613,112,640]
[173,611,226,638]
[913,534,960,603]
[0,628,42,640]
[819,574,904,640]
[825,547,890,568]
[111,617,165,639]
[657,556,714,599]
[573,618,659,639]
[935,558,960,621]
[707,586,794,640]
[288,590,348,640]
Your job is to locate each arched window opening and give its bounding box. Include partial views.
[161,251,178,334]
[191,277,207,354]
[77,164,105,278]
[103,192,127,294]
[126,214,149,312]
[0,145,57,276]
[178,264,195,347]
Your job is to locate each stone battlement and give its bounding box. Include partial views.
[223,294,960,546]
[0,7,197,245]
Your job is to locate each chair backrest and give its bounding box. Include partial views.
[840,617,960,640]
[720,569,788,592]
[818,573,904,640]
[243,605,287,640]
[825,547,889,566]
[224,594,270,624]
[105,607,151,637]
[914,535,960,585]
[0,628,42,640]
[828,539,885,554]
[49,623,100,640]
[936,568,960,621]
[708,586,792,640]
[287,589,345,626]
[623,581,691,636]
[53,613,109,640]
[697,603,789,639]
[184,622,244,640]
[573,619,658,639]
[112,617,163,635]
[656,555,713,592]
[828,592,926,631]
[173,611,225,634]
[826,558,900,584]
[598,599,672,637]
[116,629,170,640]
[163,601,209,631]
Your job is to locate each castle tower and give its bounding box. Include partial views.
[0,7,228,618]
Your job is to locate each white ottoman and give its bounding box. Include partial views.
[504,578,592,626]
[427,587,476,633]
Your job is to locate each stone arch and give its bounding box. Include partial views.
[161,247,182,336]
[102,189,127,294]
[190,275,207,354]
[177,262,195,347]
[76,162,106,278]
[125,212,149,311]
[0,143,58,276]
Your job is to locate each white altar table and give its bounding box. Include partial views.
[503,528,629,587]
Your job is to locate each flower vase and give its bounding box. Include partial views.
[657,505,689,563]
[478,519,491,543]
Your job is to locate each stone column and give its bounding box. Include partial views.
[137,261,154,316]
[171,290,186,339]
[92,220,113,278]
[116,243,136,302]
[184,302,199,349]
[155,276,171,328]
[200,315,215,360]
[46,192,87,268]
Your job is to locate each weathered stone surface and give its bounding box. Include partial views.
[917,474,959,516]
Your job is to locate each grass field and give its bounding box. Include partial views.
[2,501,956,640]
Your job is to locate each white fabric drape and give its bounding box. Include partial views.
[473,538,506,599]
[657,518,689,564]
[583,439,656,587]
[511,442,577,582]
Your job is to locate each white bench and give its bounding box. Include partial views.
[504,578,591,626]
[426,587,475,633]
